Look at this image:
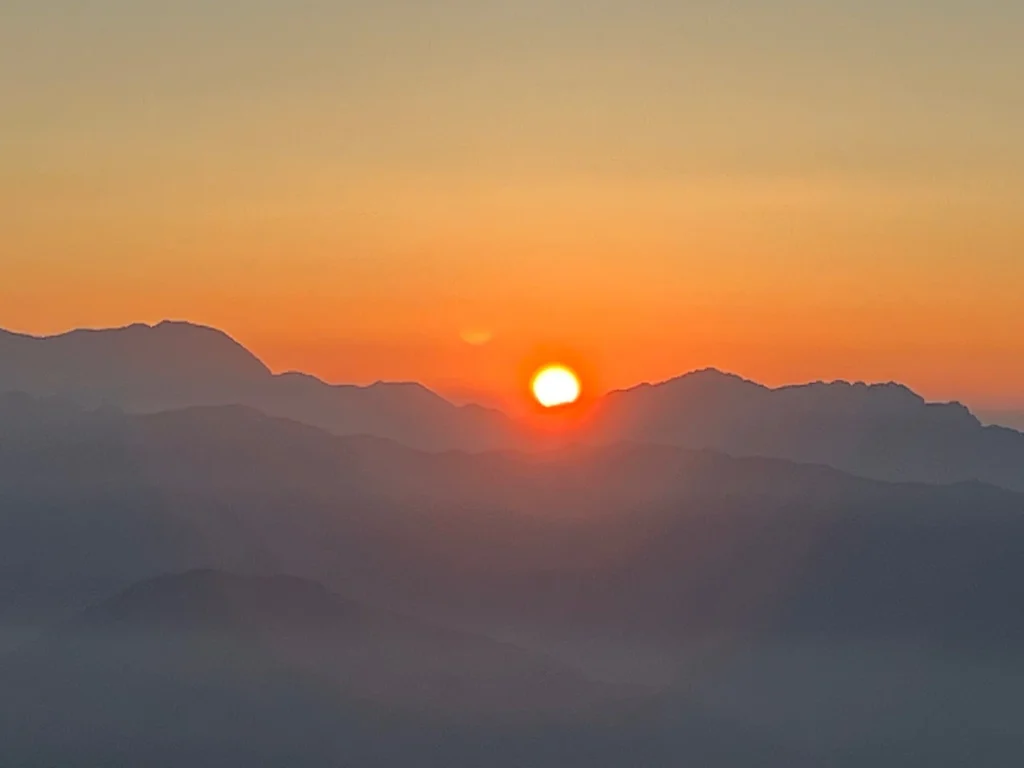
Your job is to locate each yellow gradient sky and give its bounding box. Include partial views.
[3,1,1023,410]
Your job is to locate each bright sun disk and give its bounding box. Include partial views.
[531,365,581,408]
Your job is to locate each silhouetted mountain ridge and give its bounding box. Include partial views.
[0,322,270,406]
[980,409,1024,431]
[1,322,1022,488]
[609,368,951,417]
[590,368,1023,490]
[0,322,521,451]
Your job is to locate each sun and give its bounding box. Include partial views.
[531,365,581,408]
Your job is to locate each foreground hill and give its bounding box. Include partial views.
[0,573,606,768]
[0,570,805,768]
[5,569,1017,768]
[3,569,603,714]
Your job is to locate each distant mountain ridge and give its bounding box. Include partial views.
[1,321,1022,490]
[588,368,1024,491]
[0,322,521,451]
[0,322,269,408]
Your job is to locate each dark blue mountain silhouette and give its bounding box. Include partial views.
[0,322,520,451]
[1,323,1022,489]
[588,368,1024,491]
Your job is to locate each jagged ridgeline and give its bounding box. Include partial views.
[2,322,1022,489]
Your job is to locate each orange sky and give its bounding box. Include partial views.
[3,1,1023,411]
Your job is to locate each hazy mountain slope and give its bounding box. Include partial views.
[38,570,605,713]
[2,398,1023,765]
[2,573,1019,767]
[2,396,1022,656]
[0,322,521,450]
[587,368,1024,491]
[670,640,1024,764]
[0,570,788,768]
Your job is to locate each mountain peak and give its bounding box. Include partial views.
[774,378,926,410]
[588,366,1017,488]
[365,379,452,404]
[139,320,271,373]
[0,320,272,409]
[611,368,763,397]
[679,368,766,388]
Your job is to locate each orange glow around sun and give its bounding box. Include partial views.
[531,365,581,408]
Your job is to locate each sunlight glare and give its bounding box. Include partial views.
[531,365,581,408]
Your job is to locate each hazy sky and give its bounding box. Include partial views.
[3,1,1022,409]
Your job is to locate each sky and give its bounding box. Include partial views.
[2,0,1023,411]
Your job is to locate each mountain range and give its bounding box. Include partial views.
[0,322,521,451]
[3,393,1022,650]
[588,369,1024,490]
[2,320,1022,490]
[2,321,1024,764]
[1,395,1022,764]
